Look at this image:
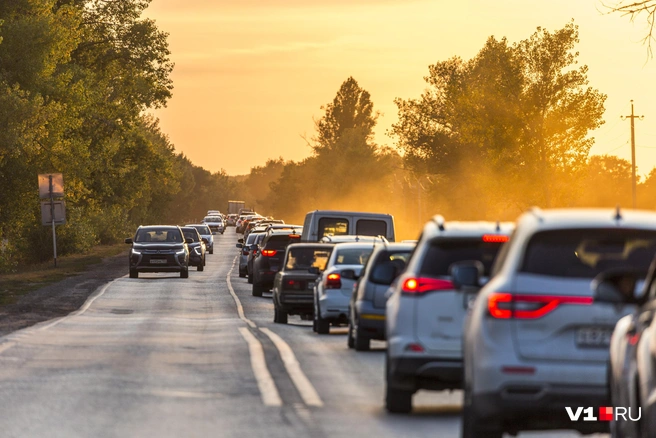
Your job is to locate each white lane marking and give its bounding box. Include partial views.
[38,278,118,331]
[239,327,283,407]
[260,327,324,407]
[226,256,256,328]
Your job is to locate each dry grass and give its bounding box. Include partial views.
[0,244,127,305]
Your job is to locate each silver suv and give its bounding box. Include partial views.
[462,208,656,437]
[385,217,513,413]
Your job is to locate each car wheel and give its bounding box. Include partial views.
[316,313,330,335]
[209,248,213,255]
[385,354,412,413]
[197,263,204,272]
[180,268,189,279]
[239,269,246,278]
[129,269,138,279]
[461,385,503,437]
[274,305,288,324]
[347,324,355,349]
[252,283,264,297]
[354,322,370,351]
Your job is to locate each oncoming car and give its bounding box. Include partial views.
[125,225,190,278]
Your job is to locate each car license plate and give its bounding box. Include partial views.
[150,259,167,264]
[576,327,612,348]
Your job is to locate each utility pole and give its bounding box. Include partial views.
[622,100,644,209]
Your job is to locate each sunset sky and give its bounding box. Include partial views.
[146,0,656,177]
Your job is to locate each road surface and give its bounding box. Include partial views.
[0,233,608,437]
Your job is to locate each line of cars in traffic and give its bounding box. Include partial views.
[123,211,226,278]
[235,207,656,437]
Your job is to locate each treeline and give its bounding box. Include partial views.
[0,0,236,272]
[239,22,656,237]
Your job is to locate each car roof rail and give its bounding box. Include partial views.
[614,205,623,221]
[432,215,445,231]
[528,206,543,221]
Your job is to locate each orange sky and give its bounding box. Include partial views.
[146,0,656,177]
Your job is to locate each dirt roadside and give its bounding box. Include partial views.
[0,251,127,337]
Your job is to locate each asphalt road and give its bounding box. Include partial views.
[0,233,608,438]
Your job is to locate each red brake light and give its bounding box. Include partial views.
[261,249,277,257]
[482,234,509,243]
[488,293,593,319]
[289,234,301,239]
[326,273,342,289]
[401,277,454,294]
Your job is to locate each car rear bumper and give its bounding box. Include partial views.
[388,356,463,391]
[319,293,350,320]
[277,292,314,314]
[473,385,610,434]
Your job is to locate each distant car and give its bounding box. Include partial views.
[125,225,190,278]
[237,232,262,278]
[202,215,225,234]
[348,242,415,350]
[180,226,206,271]
[226,214,238,226]
[186,223,214,254]
[207,210,221,216]
[462,208,656,437]
[313,242,376,334]
[272,243,334,324]
[247,233,266,283]
[251,230,302,296]
[385,217,513,414]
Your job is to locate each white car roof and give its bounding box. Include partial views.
[518,208,656,231]
[428,218,515,238]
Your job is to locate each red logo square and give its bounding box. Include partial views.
[599,406,613,421]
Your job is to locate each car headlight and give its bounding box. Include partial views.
[176,249,186,255]
[194,247,201,255]
[132,249,141,255]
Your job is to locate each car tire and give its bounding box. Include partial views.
[461,386,503,438]
[129,269,138,279]
[354,323,370,351]
[209,248,213,255]
[197,263,204,272]
[180,268,189,279]
[385,354,412,413]
[347,324,355,349]
[274,305,288,324]
[316,313,330,335]
[239,270,246,278]
[252,284,264,297]
[203,256,206,266]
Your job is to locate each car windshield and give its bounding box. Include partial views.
[135,228,182,243]
[334,247,374,265]
[285,247,332,271]
[420,238,505,277]
[182,230,198,242]
[191,226,211,235]
[204,216,222,222]
[521,228,656,278]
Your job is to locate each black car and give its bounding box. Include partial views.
[251,230,302,296]
[125,225,191,278]
[272,243,334,324]
[181,226,206,271]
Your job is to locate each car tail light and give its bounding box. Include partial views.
[289,234,301,239]
[482,234,509,243]
[401,277,454,295]
[488,293,593,319]
[261,249,277,257]
[242,250,249,256]
[405,343,425,352]
[325,273,341,289]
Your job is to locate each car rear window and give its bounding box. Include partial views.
[521,228,656,278]
[318,217,348,239]
[335,248,374,265]
[356,219,387,237]
[265,235,300,250]
[420,238,504,277]
[285,247,332,271]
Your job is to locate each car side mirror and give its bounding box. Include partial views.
[341,269,358,280]
[202,238,208,244]
[125,238,133,244]
[236,243,243,248]
[450,260,483,290]
[238,238,244,243]
[592,269,645,305]
[370,262,397,285]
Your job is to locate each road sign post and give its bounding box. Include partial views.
[38,173,65,267]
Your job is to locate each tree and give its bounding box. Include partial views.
[606,1,656,54]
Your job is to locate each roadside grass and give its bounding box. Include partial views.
[0,244,126,305]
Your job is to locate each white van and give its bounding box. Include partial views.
[300,210,395,242]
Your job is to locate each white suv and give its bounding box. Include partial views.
[385,217,513,413]
[462,208,656,437]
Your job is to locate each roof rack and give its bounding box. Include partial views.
[432,215,445,231]
[614,205,622,221]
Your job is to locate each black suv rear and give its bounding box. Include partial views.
[251,230,302,296]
